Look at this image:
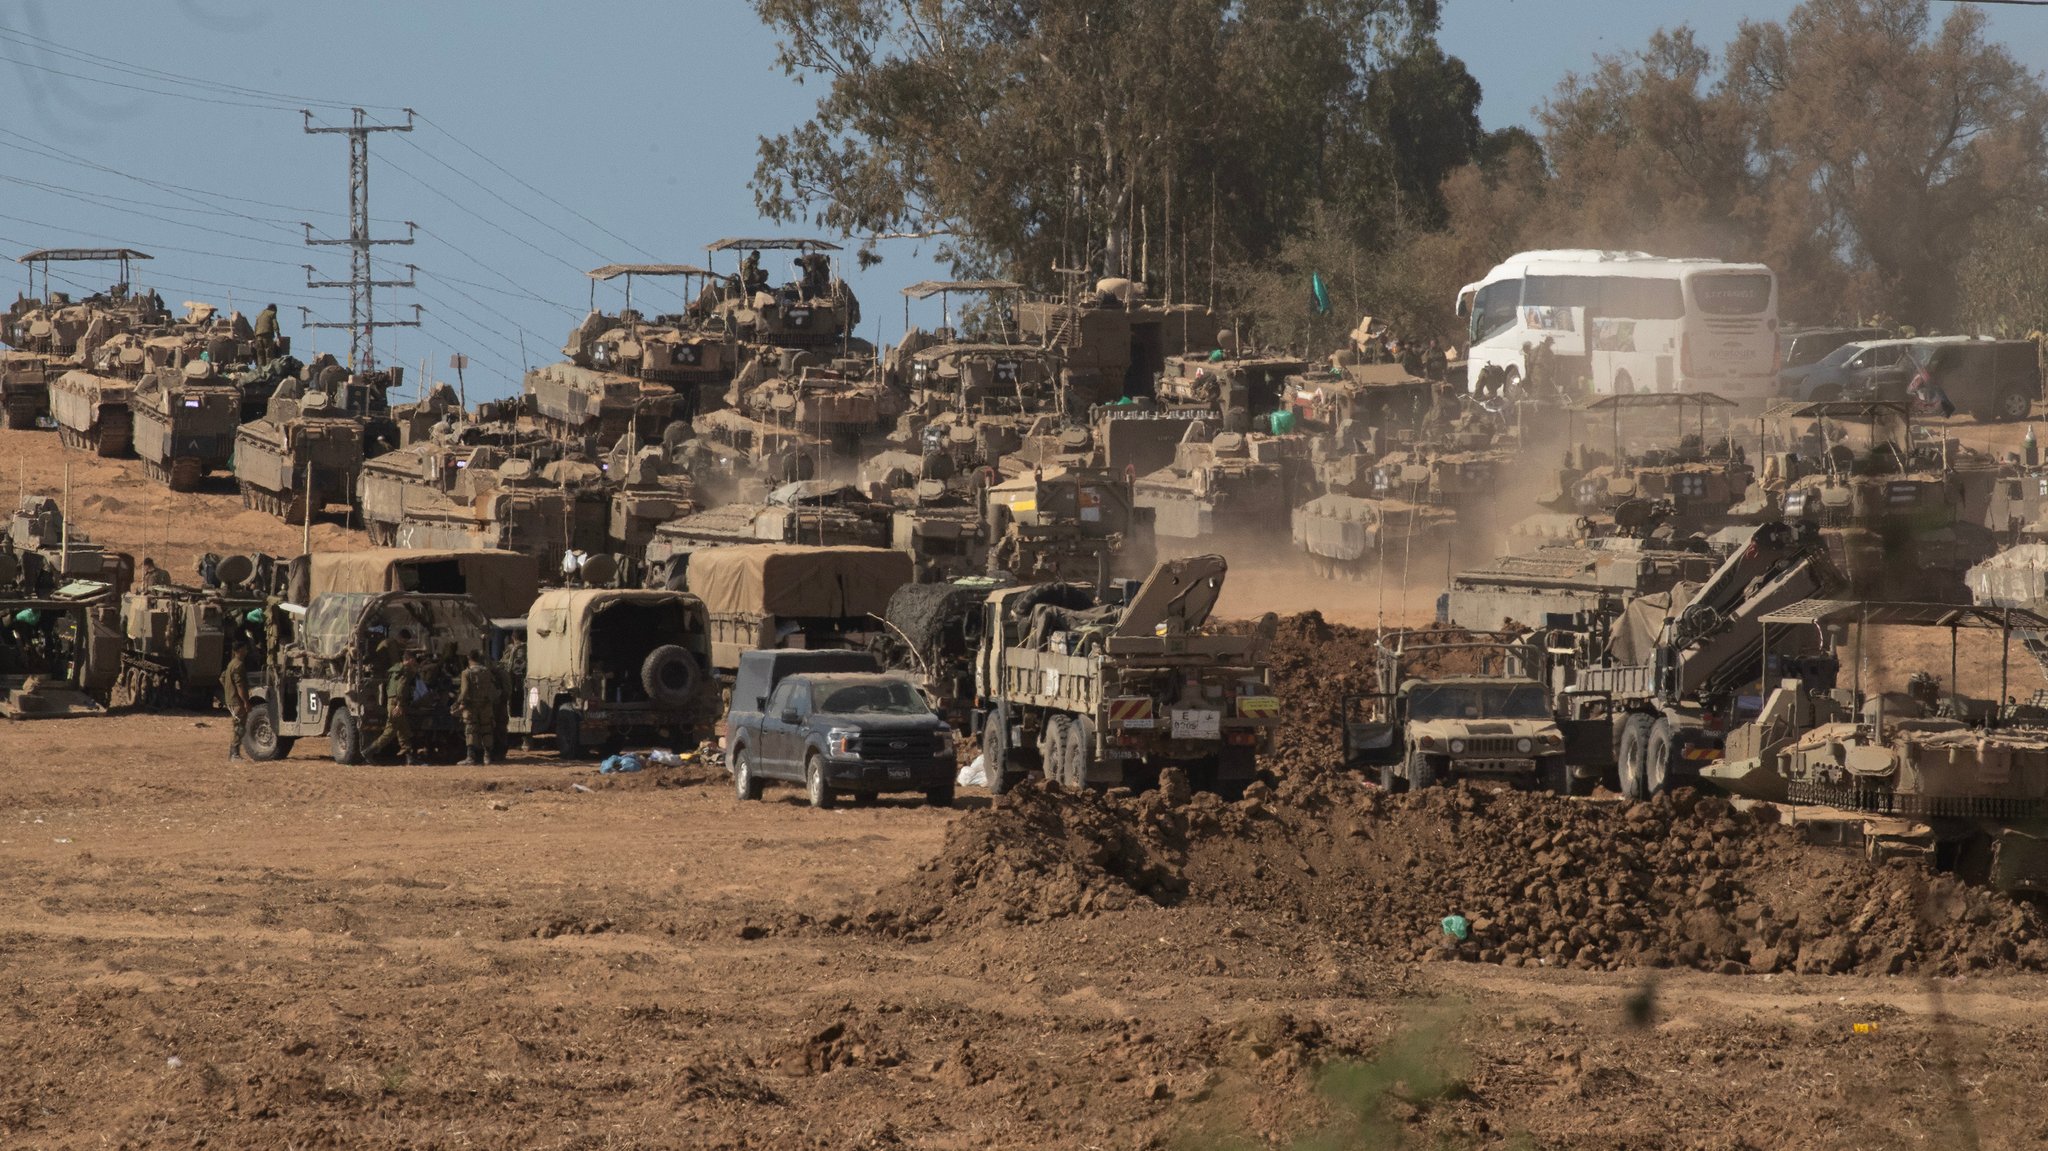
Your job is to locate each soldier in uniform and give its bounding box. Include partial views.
[740,250,767,297]
[370,652,422,765]
[455,651,499,766]
[221,640,252,761]
[252,303,279,362]
[138,557,170,587]
[489,640,522,764]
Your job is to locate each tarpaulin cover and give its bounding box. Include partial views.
[685,544,909,618]
[296,549,538,619]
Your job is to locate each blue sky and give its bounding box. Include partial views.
[2,1,2040,399]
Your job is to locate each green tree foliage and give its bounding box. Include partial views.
[749,0,1456,287]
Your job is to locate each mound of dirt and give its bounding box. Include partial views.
[875,775,2048,977]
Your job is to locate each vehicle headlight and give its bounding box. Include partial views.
[1542,732,1564,748]
[1516,737,1534,754]
[827,728,861,758]
[1449,739,1466,754]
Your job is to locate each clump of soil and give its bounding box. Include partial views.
[877,773,2048,977]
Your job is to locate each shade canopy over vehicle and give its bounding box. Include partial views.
[684,544,910,618]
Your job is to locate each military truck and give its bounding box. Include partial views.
[975,554,1278,797]
[984,465,1156,583]
[233,392,366,523]
[1341,631,1575,794]
[1702,599,2048,893]
[115,553,274,707]
[683,544,912,674]
[877,576,1006,727]
[288,548,539,621]
[1445,537,1722,633]
[240,591,489,763]
[519,587,720,758]
[129,363,243,489]
[48,369,134,457]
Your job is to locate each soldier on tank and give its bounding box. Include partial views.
[139,557,169,587]
[252,303,279,362]
[455,651,499,766]
[221,640,252,762]
[740,250,767,296]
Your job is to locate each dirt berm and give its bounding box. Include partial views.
[871,774,2048,977]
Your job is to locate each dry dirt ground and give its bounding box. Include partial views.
[5,418,2048,1148]
[5,713,2048,1151]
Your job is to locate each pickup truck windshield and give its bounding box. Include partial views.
[1409,683,1550,720]
[815,681,931,716]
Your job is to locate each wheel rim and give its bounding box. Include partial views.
[2005,391,2031,418]
[734,751,751,798]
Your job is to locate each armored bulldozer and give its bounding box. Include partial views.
[116,552,276,708]
[984,465,1156,583]
[48,369,134,457]
[241,590,491,764]
[1702,599,2048,892]
[974,554,1279,797]
[232,391,365,524]
[1742,400,1997,600]
[130,363,243,489]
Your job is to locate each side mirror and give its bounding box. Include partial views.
[780,707,801,725]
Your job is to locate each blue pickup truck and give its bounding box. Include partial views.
[725,649,958,808]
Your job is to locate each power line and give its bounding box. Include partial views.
[0,22,406,111]
[392,131,618,268]
[370,144,589,277]
[415,114,659,262]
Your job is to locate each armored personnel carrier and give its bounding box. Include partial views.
[705,237,863,352]
[3,248,168,428]
[642,481,893,585]
[48,369,135,457]
[606,446,700,556]
[129,363,243,489]
[116,552,277,707]
[741,361,895,454]
[392,459,576,569]
[984,466,1155,583]
[357,440,529,546]
[525,360,681,451]
[1445,537,1723,632]
[1135,426,1303,544]
[232,391,365,523]
[1742,399,1997,600]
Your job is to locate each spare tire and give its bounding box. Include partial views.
[641,645,703,708]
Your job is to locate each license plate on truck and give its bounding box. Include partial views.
[1170,708,1221,739]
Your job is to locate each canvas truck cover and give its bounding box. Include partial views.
[301,592,493,663]
[293,548,539,619]
[685,544,911,618]
[523,587,705,681]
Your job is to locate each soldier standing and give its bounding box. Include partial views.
[490,641,521,764]
[220,640,251,761]
[371,652,422,765]
[139,557,169,587]
[252,303,279,362]
[455,651,499,766]
[740,250,767,296]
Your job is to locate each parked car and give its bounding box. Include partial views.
[726,662,958,809]
[1780,338,1917,403]
[1908,337,2041,422]
[1778,326,1887,395]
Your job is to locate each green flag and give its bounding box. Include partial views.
[1310,272,1331,316]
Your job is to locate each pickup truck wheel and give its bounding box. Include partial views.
[732,745,763,801]
[243,702,291,762]
[1407,753,1438,790]
[925,781,956,808]
[805,753,835,809]
[329,710,364,765]
[555,708,583,760]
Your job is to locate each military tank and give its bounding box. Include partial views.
[232,391,365,524]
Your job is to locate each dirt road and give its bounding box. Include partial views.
[5,715,2046,1150]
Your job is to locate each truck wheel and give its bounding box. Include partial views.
[243,703,291,762]
[1043,716,1081,789]
[329,711,364,765]
[1996,388,2033,422]
[1646,719,1677,797]
[640,644,702,707]
[555,708,584,760]
[805,753,835,810]
[1618,714,1654,800]
[984,706,1012,795]
[1407,753,1439,790]
[732,744,763,801]
[1541,754,1577,797]
[925,781,956,808]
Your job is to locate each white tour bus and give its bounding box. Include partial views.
[1455,250,1779,399]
